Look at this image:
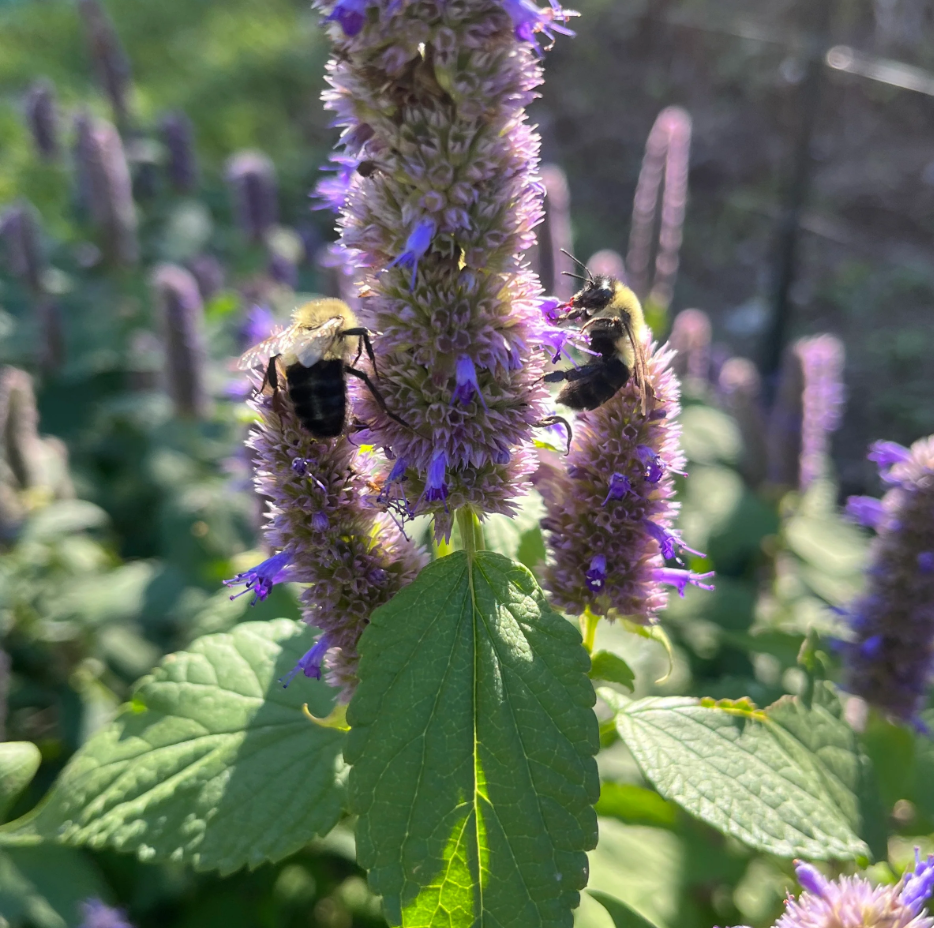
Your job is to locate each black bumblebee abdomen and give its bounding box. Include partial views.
[286,359,347,437]
[557,357,631,411]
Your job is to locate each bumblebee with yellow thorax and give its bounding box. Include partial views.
[546,260,653,417]
[238,298,406,438]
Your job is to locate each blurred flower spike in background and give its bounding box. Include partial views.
[842,436,934,723]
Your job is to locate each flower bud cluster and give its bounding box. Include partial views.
[314,0,574,539]
[841,437,934,723]
[537,340,712,622]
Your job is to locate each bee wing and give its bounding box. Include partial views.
[237,325,291,371]
[622,317,654,416]
[292,316,345,368]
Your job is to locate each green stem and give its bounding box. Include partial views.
[580,607,599,655]
[456,508,485,560]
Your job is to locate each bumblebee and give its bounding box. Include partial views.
[545,257,653,416]
[238,298,405,438]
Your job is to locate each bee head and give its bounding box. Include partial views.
[569,275,617,313]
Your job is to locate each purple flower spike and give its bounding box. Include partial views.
[653,568,715,597]
[423,449,448,506]
[224,551,293,605]
[387,218,435,290]
[452,356,488,410]
[845,495,885,530]
[636,445,665,483]
[842,436,934,723]
[585,555,607,593]
[540,340,711,621]
[325,0,368,36]
[280,635,332,688]
[602,472,631,506]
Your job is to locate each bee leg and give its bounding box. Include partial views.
[261,355,279,392]
[342,327,379,377]
[345,364,410,429]
[533,415,573,455]
[543,369,569,384]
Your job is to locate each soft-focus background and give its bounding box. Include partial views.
[1,0,932,926]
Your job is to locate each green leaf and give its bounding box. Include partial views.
[346,551,599,928]
[0,743,42,822]
[611,685,872,860]
[0,845,109,928]
[588,891,662,928]
[589,652,635,691]
[1,620,345,875]
[594,783,677,830]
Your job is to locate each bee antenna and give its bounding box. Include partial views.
[561,271,590,283]
[560,249,594,281]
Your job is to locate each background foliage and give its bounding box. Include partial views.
[1,0,933,926]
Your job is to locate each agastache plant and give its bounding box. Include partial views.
[229,368,425,696]
[538,338,713,624]
[317,0,574,540]
[841,436,934,724]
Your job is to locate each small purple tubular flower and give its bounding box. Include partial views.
[773,854,934,928]
[585,555,607,593]
[224,551,293,606]
[602,472,631,506]
[502,0,576,54]
[312,511,330,532]
[540,341,711,621]
[313,154,358,212]
[902,850,934,913]
[325,0,368,36]
[451,356,488,410]
[842,436,934,722]
[291,457,308,476]
[280,634,332,688]
[159,110,197,193]
[870,440,913,475]
[225,151,278,242]
[423,449,448,506]
[79,897,134,928]
[844,495,886,530]
[387,218,435,290]
[636,445,665,483]
[24,79,59,160]
[653,568,715,597]
[150,264,209,418]
[643,520,705,561]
